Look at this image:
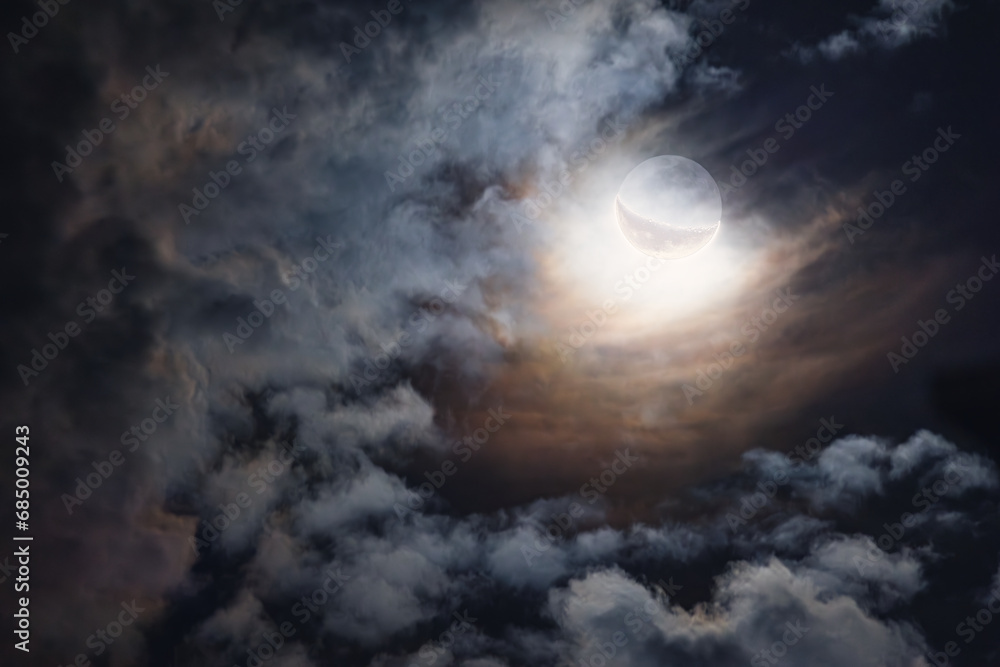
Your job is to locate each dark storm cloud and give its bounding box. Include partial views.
[173,425,1000,665]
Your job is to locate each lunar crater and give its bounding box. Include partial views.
[615,155,722,260]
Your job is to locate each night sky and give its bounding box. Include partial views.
[2,0,1000,665]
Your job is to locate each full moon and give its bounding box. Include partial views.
[615,155,722,260]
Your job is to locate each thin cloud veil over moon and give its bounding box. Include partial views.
[615,155,722,259]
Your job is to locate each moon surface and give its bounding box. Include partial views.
[615,155,722,260]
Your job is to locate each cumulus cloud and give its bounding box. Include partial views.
[168,422,997,665]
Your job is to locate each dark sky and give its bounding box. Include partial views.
[2,0,1000,665]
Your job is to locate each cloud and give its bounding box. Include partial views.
[176,417,995,664]
[6,0,998,665]
[788,0,955,62]
[546,558,928,667]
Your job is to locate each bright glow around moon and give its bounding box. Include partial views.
[615,155,722,260]
[536,151,759,335]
